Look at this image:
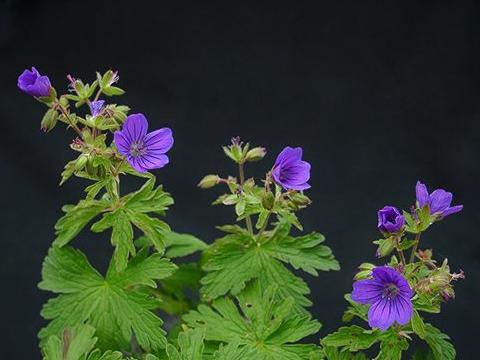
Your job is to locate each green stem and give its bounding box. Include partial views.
[409,232,421,263]
[394,235,406,266]
[57,103,83,137]
[257,210,272,241]
[94,88,103,102]
[238,162,254,236]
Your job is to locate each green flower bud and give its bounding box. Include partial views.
[245,147,266,162]
[74,154,89,171]
[373,237,395,258]
[261,191,275,210]
[290,193,312,206]
[40,108,58,132]
[198,175,220,189]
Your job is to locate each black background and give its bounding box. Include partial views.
[1,0,479,358]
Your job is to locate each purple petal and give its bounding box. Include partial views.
[415,181,429,208]
[274,146,303,167]
[17,67,51,97]
[139,153,169,170]
[429,189,453,214]
[114,131,131,157]
[368,299,395,331]
[122,113,149,143]
[392,295,413,325]
[440,204,463,217]
[144,128,174,154]
[89,100,105,117]
[288,182,311,191]
[128,156,148,173]
[352,279,383,304]
[372,266,397,283]
[284,161,311,184]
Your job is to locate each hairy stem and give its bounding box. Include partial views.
[238,162,254,236]
[409,232,422,263]
[57,102,83,137]
[257,210,272,240]
[394,235,406,266]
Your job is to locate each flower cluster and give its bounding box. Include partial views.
[322,180,464,359]
[18,67,173,175]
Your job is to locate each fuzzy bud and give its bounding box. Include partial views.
[198,175,220,189]
[290,192,312,207]
[40,108,58,132]
[374,237,395,258]
[245,147,266,162]
[262,191,275,210]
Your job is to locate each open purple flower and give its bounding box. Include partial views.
[416,181,463,218]
[352,266,413,331]
[272,147,311,191]
[377,206,404,234]
[17,67,51,97]
[114,113,173,173]
[89,100,105,117]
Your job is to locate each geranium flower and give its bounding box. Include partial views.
[17,67,51,97]
[415,181,463,218]
[272,147,311,191]
[352,266,413,331]
[114,113,173,173]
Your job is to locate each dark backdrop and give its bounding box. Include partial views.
[1,0,479,358]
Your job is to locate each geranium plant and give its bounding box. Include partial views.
[321,182,463,359]
[19,67,463,360]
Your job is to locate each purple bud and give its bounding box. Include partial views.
[377,206,404,234]
[89,100,105,117]
[17,67,51,97]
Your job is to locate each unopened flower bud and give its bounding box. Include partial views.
[245,147,266,162]
[374,237,395,258]
[75,154,89,171]
[198,175,220,189]
[418,249,433,261]
[17,67,52,97]
[261,191,275,210]
[290,192,312,207]
[40,108,58,132]
[377,206,405,234]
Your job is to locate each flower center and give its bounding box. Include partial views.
[382,283,399,299]
[129,141,147,157]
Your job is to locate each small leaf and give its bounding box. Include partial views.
[411,310,426,340]
[163,232,208,258]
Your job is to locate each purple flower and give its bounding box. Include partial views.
[377,206,405,234]
[114,113,173,173]
[89,100,105,117]
[352,266,413,331]
[272,147,311,191]
[17,67,51,97]
[416,181,463,218]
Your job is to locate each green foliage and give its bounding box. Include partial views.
[423,324,456,360]
[42,324,125,360]
[165,328,205,360]
[184,282,321,359]
[321,347,367,360]
[321,326,380,352]
[212,340,257,359]
[90,177,173,271]
[39,246,176,353]
[200,222,338,312]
